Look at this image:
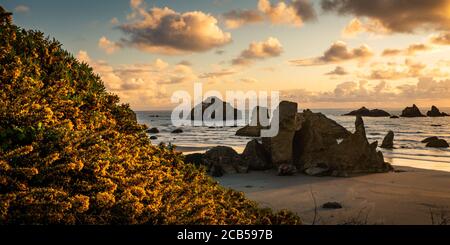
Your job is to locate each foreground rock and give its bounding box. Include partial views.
[427,106,449,117]
[262,101,303,166]
[296,115,393,176]
[241,140,272,170]
[322,202,343,209]
[401,104,425,117]
[343,107,390,117]
[381,131,394,149]
[278,164,297,176]
[203,146,248,177]
[425,138,449,148]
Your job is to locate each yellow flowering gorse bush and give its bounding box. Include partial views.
[0,9,301,225]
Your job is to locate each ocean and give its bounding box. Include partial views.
[136,108,450,172]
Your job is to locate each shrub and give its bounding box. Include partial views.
[0,8,301,225]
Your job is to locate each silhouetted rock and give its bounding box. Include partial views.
[235,106,270,137]
[190,97,242,121]
[203,146,248,177]
[171,128,183,134]
[146,127,159,134]
[422,136,439,143]
[184,153,204,167]
[295,115,392,176]
[427,106,449,117]
[293,110,351,171]
[236,126,262,137]
[431,124,442,127]
[343,107,391,117]
[241,140,272,170]
[277,164,297,176]
[150,136,158,140]
[426,139,449,148]
[381,131,394,149]
[390,115,399,119]
[322,202,343,209]
[262,101,303,166]
[401,104,425,117]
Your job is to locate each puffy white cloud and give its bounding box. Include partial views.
[118,1,232,54]
[232,37,283,66]
[98,36,122,54]
[257,0,316,27]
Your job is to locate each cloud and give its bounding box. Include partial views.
[223,9,264,29]
[382,43,432,56]
[110,17,119,25]
[341,18,390,37]
[321,0,450,33]
[282,77,450,105]
[14,5,30,13]
[290,41,373,66]
[199,69,237,79]
[257,0,317,27]
[429,32,450,45]
[325,66,349,76]
[240,78,258,83]
[118,1,232,54]
[232,37,283,66]
[98,36,122,54]
[76,51,197,108]
[364,59,426,80]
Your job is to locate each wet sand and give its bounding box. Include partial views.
[216,165,450,225]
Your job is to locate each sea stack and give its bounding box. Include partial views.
[426,106,449,117]
[343,107,391,117]
[401,104,426,117]
[381,131,394,149]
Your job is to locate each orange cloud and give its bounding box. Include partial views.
[290,41,373,66]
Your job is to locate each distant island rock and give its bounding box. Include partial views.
[390,115,400,119]
[190,97,242,121]
[343,107,391,117]
[427,106,449,117]
[401,104,426,117]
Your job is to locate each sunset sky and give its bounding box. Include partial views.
[4,0,450,110]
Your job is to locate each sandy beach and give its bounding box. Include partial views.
[217,165,450,225]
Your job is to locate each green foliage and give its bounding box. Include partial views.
[0,11,301,225]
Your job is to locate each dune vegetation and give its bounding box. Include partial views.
[0,9,301,225]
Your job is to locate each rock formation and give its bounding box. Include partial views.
[190,97,242,121]
[278,164,297,176]
[427,106,449,117]
[381,131,394,149]
[422,136,439,143]
[295,115,392,176]
[343,107,391,117]
[172,128,183,134]
[390,115,399,119]
[203,146,248,177]
[241,140,272,170]
[401,104,425,117]
[236,106,270,137]
[146,127,159,134]
[424,138,449,148]
[262,101,303,166]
